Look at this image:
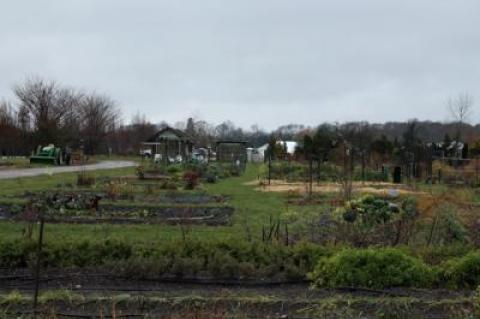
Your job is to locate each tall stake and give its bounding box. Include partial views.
[309,158,313,198]
[33,216,45,318]
[268,154,272,185]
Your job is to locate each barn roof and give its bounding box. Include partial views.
[145,126,192,143]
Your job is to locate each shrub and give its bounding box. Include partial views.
[309,248,434,289]
[160,180,178,190]
[434,205,469,245]
[183,171,199,190]
[0,240,36,268]
[136,165,145,179]
[441,252,480,288]
[341,195,399,227]
[184,163,208,177]
[411,244,473,266]
[205,173,217,184]
[208,251,238,278]
[167,165,182,174]
[353,169,388,182]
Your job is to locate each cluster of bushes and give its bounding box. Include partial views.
[0,239,327,281]
[330,195,420,246]
[259,161,389,183]
[310,248,433,289]
[109,240,328,281]
[260,161,339,182]
[352,169,389,182]
[137,162,243,187]
[0,239,133,268]
[3,237,480,289]
[310,248,480,289]
[177,162,242,185]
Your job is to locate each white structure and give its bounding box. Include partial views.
[250,141,298,162]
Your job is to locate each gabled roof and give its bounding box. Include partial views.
[216,140,247,145]
[146,126,192,143]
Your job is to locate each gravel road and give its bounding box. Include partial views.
[0,160,137,180]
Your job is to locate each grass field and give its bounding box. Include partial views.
[0,161,476,244]
[0,163,290,243]
[3,161,480,318]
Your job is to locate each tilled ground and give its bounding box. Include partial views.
[0,205,234,226]
[0,268,476,319]
[249,180,423,196]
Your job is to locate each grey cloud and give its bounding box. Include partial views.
[1,0,479,129]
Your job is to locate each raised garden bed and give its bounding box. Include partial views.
[0,203,234,226]
[19,190,228,204]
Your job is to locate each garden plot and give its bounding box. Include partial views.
[20,189,229,204]
[249,179,422,196]
[0,191,234,226]
[0,279,476,319]
[48,205,234,225]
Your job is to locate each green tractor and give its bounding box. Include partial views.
[30,144,65,165]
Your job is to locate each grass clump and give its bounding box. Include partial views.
[0,290,28,305]
[76,171,96,186]
[309,248,434,289]
[441,252,480,289]
[38,289,83,304]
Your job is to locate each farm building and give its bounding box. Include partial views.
[142,126,193,164]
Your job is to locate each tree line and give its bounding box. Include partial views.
[1,78,120,155]
[0,78,478,156]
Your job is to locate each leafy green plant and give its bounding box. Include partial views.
[183,171,199,190]
[136,165,145,179]
[441,252,480,288]
[341,195,398,227]
[160,180,178,190]
[309,248,434,289]
[428,204,469,246]
[0,290,26,305]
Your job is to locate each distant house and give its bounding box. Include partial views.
[142,126,193,164]
[428,141,467,159]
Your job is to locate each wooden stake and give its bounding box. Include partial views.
[33,216,45,318]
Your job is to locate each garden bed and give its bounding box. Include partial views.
[49,205,234,225]
[0,203,234,225]
[61,206,229,225]
[19,190,229,204]
[0,271,476,319]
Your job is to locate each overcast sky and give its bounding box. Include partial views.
[1,1,479,129]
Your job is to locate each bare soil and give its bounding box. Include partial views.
[248,179,423,196]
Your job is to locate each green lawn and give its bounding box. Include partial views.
[0,163,289,243]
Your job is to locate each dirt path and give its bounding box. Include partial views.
[0,160,137,180]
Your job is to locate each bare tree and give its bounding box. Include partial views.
[447,92,474,140]
[13,78,83,148]
[80,93,119,155]
[0,101,21,155]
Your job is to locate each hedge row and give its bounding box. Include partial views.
[310,248,480,289]
[1,239,480,289]
[0,239,329,281]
